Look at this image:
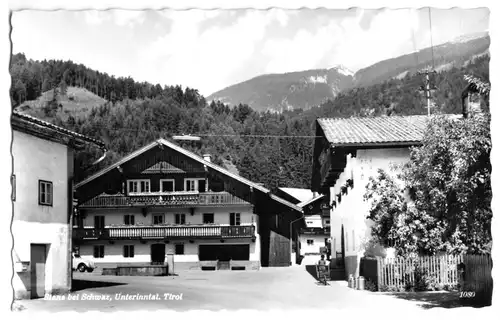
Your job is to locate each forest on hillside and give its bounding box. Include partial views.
[10,53,490,192]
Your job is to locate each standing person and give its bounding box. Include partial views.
[317,255,328,285]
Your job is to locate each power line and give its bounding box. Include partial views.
[417,68,437,116]
[73,125,323,139]
[415,8,437,117]
[410,9,420,73]
[428,7,435,69]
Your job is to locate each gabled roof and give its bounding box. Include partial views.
[75,138,302,213]
[298,194,325,208]
[11,110,105,148]
[278,187,315,203]
[317,115,461,147]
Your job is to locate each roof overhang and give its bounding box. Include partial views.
[298,194,325,208]
[75,138,302,214]
[328,141,422,148]
[11,111,105,150]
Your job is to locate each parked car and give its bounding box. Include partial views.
[72,253,96,273]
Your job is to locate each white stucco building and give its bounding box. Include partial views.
[11,111,105,299]
[311,115,459,279]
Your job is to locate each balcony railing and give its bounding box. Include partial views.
[79,191,252,208]
[73,225,256,240]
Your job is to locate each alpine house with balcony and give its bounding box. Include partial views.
[276,188,330,257]
[74,138,304,271]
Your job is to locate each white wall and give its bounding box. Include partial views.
[304,215,323,228]
[78,237,259,264]
[329,148,410,267]
[78,206,260,264]
[82,206,256,227]
[12,130,72,298]
[299,234,327,255]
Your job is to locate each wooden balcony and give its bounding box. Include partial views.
[73,225,256,241]
[79,191,252,208]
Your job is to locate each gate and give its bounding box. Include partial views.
[268,230,290,267]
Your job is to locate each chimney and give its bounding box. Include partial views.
[203,154,211,162]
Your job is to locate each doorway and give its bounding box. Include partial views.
[30,244,47,299]
[151,243,166,265]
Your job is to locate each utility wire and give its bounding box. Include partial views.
[410,9,420,73]
[428,7,435,69]
[72,124,323,138]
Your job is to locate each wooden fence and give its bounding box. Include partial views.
[364,254,492,296]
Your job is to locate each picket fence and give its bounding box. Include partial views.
[372,254,492,294]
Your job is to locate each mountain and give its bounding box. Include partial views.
[9,47,489,191]
[353,32,490,87]
[207,65,354,112]
[17,86,107,122]
[208,33,490,112]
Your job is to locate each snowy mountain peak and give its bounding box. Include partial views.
[329,64,354,77]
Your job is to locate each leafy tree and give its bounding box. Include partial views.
[60,79,68,96]
[41,78,51,93]
[364,114,492,257]
[14,79,27,104]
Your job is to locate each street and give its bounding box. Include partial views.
[12,264,462,312]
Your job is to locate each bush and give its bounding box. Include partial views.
[380,284,404,292]
[364,279,378,292]
[444,283,459,291]
[413,264,433,291]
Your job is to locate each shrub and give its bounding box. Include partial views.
[413,264,432,291]
[364,279,378,292]
[380,285,401,292]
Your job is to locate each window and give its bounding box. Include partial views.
[175,214,186,225]
[307,239,314,246]
[93,245,105,258]
[160,179,175,192]
[184,178,207,192]
[94,215,105,229]
[124,215,135,225]
[123,245,135,258]
[11,174,16,201]
[203,213,214,224]
[38,180,53,206]
[175,243,184,255]
[153,214,164,225]
[185,179,196,191]
[325,219,331,225]
[229,213,241,226]
[127,179,150,194]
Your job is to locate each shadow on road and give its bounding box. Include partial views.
[72,279,127,292]
[305,265,319,281]
[383,292,491,309]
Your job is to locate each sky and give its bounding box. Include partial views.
[11,8,489,96]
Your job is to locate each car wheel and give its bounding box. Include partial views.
[78,264,87,272]
[86,268,94,273]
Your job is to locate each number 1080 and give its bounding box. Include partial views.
[460,291,476,298]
